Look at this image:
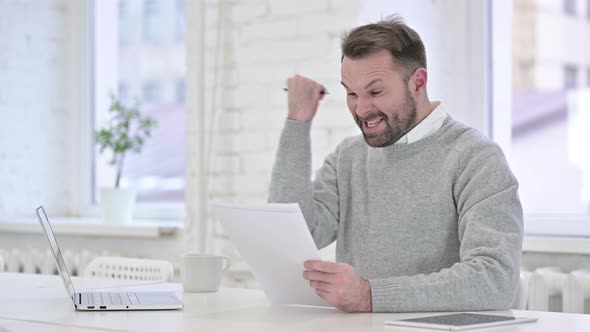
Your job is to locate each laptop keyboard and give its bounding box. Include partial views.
[80,292,140,306]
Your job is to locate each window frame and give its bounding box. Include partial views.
[175,0,186,42]
[564,64,578,90]
[117,0,129,46]
[142,0,161,44]
[176,78,186,103]
[141,80,162,103]
[564,0,576,15]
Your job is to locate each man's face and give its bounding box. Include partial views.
[341,50,417,148]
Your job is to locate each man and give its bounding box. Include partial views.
[269,16,523,313]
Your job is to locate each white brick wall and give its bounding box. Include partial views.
[239,18,298,42]
[202,1,362,272]
[204,0,361,208]
[0,0,75,218]
[268,0,330,16]
[231,3,268,24]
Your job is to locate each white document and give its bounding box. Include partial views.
[209,201,330,307]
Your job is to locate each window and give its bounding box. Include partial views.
[118,82,128,102]
[564,65,578,90]
[176,79,185,103]
[564,0,576,15]
[94,1,186,205]
[143,0,160,43]
[142,81,161,103]
[510,0,590,217]
[118,0,128,46]
[176,0,185,41]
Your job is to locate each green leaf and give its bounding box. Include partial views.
[94,94,158,180]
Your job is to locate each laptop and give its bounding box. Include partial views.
[36,206,183,311]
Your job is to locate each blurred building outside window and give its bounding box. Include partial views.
[512,0,590,217]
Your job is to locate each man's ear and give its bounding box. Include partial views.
[409,68,428,96]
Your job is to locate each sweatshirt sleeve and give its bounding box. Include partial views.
[268,119,340,249]
[368,143,523,312]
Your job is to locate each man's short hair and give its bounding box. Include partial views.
[341,15,426,82]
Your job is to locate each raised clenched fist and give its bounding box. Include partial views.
[286,75,327,122]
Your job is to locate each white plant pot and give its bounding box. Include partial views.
[99,187,136,224]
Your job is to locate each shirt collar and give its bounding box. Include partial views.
[395,102,446,145]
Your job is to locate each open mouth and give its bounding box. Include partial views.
[366,118,382,128]
[363,116,385,132]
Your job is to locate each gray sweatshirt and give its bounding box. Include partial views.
[268,116,523,312]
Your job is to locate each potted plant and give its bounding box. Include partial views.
[95,95,157,223]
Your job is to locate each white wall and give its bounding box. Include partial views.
[205,0,361,204]
[0,0,80,218]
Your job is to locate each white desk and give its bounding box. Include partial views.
[0,273,589,332]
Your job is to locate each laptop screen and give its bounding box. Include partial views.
[36,206,77,301]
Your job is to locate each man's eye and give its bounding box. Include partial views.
[347,92,357,97]
[370,91,382,96]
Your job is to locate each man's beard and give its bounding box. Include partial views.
[354,88,418,148]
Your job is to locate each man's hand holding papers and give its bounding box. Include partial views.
[303,260,372,312]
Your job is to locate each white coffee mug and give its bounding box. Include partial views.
[181,254,231,292]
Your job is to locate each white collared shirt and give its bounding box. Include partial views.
[395,102,447,145]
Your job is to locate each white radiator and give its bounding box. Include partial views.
[0,248,99,276]
[527,267,590,314]
[0,248,247,287]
